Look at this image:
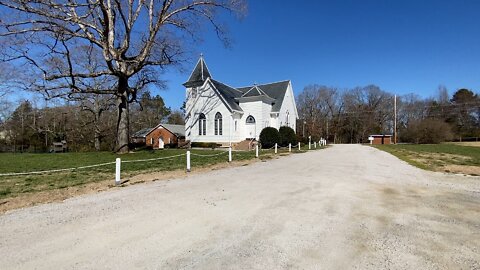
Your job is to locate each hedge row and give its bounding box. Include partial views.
[259,126,297,149]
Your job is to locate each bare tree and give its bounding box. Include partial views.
[0,0,246,153]
[167,109,185,125]
[79,94,115,151]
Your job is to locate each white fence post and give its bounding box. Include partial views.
[289,143,291,152]
[309,142,311,150]
[186,150,191,172]
[228,147,232,162]
[314,142,317,148]
[255,144,259,158]
[298,142,301,151]
[115,158,121,185]
[275,143,278,154]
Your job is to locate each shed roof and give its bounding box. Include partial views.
[161,124,185,137]
[133,128,153,138]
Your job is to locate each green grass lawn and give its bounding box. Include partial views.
[373,144,480,173]
[0,145,323,200]
[0,149,250,199]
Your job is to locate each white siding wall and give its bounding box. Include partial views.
[261,102,272,130]
[230,113,244,142]
[270,114,279,129]
[185,82,233,143]
[278,82,298,132]
[238,101,265,140]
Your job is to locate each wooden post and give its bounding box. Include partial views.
[186,150,191,172]
[275,143,278,154]
[115,158,121,185]
[228,147,232,162]
[298,142,301,151]
[255,144,259,158]
[289,143,291,152]
[314,142,317,148]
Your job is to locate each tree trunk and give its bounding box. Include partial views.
[94,101,101,152]
[116,77,130,153]
[94,128,101,151]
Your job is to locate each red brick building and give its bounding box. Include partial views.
[133,124,185,149]
[369,134,393,145]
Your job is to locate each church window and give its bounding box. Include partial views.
[246,115,256,124]
[198,113,206,135]
[214,112,223,135]
[191,87,198,98]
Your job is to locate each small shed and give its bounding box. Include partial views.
[146,124,185,149]
[369,134,393,145]
[51,140,68,152]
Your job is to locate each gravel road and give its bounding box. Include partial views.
[1,144,479,269]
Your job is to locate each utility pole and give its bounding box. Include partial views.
[394,95,397,144]
[326,118,329,144]
[302,120,306,138]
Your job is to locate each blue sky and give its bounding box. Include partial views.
[158,0,480,110]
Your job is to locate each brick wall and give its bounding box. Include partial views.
[146,127,178,149]
[372,136,392,145]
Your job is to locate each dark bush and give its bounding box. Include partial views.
[259,127,280,149]
[165,143,178,149]
[190,142,221,149]
[296,134,309,145]
[401,119,454,144]
[279,126,297,146]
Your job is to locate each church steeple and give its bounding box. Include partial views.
[183,55,212,87]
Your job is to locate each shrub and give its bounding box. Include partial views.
[296,134,309,145]
[190,142,221,149]
[401,119,454,144]
[165,143,178,149]
[279,126,297,146]
[259,127,280,149]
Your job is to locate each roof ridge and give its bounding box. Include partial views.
[183,56,212,86]
[236,79,290,89]
[255,85,269,96]
[200,55,212,81]
[241,85,271,98]
[211,79,243,93]
[241,86,258,97]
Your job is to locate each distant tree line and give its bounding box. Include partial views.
[296,85,480,144]
[0,91,184,153]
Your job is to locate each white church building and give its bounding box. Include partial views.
[184,56,298,145]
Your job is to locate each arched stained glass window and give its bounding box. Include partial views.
[198,113,206,135]
[246,115,256,124]
[214,112,223,135]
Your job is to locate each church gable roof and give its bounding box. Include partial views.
[237,80,290,112]
[184,56,291,113]
[241,85,270,98]
[209,79,243,112]
[183,56,211,88]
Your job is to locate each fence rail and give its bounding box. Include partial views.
[0,161,116,177]
[0,143,326,185]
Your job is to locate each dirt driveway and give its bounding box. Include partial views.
[0,145,479,269]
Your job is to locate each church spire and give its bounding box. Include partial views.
[183,54,211,87]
